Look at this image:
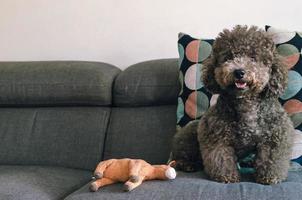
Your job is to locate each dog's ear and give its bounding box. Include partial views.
[262,53,288,98]
[202,56,221,94]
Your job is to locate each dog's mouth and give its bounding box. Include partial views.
[234,80,247,90]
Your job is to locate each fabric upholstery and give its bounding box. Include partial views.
[0,107,110,170]
[0,61,120,106]
[103,106,177,164]
[0,165,91,200]
[64,171,302,200]
[1,59,301,199]
[113,59,180,106]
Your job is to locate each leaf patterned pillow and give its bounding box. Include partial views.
[266,26,302,164]
[176,33,216,128]
[177,29,302,166]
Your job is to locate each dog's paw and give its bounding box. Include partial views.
[255,176,282,185]
[213,174,240,183]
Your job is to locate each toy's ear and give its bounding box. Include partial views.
[202,56,221,94]
[168,160,177,168]
[262,53,288,98]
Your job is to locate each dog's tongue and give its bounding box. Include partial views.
[235,81,247,89]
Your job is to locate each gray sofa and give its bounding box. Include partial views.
[0,59,301,200]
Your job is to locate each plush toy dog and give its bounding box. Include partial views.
[90,158,177,192]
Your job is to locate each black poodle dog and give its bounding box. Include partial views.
[171,25,295,184]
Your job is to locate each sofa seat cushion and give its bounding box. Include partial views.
[0,165,91,200]
[64,171,302,200]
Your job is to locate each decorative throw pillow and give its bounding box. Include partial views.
[176,29,302,167]
[176,33,216,128]
[265,26,302,164]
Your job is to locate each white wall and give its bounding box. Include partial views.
[0,0,301,69]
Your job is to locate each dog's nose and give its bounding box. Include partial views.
[234,69,245,79]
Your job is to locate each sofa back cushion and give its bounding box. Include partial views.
[0,61,120,170]
[113,59,179,106]
[104,106,177,164]
[0,107,110,170]
[0,61,120,106]
[104,59,180,164]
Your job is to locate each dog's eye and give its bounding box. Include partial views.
[224,54,233,61]
[250,56,256,62]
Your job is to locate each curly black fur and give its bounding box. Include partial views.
[171,25,295,184]
[170,120,202,172]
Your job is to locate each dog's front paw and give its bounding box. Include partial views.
[255,175,282,185]
[213,174,240,183]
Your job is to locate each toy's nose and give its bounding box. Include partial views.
[234,69,245,79]
[165,167,176,179]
